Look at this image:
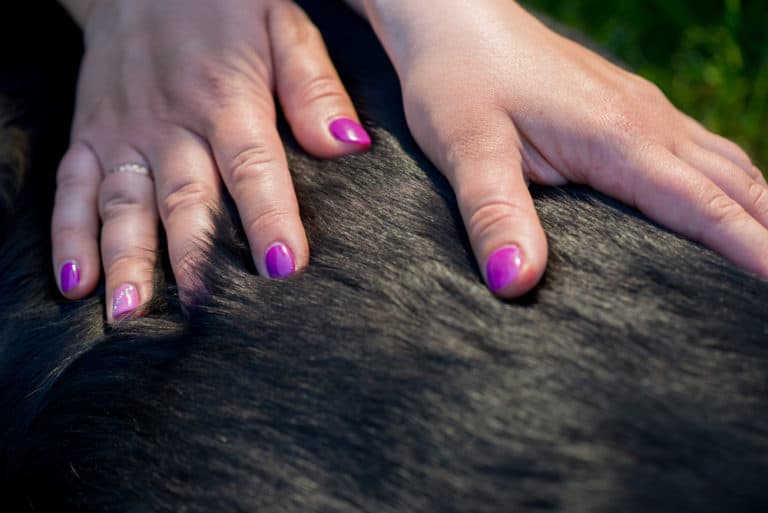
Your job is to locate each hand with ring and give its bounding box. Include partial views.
[53,0,371,322]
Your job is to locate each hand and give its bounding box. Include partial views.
[53,0,371,321]
[357,0,767,296]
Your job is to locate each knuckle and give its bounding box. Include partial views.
[56,167,99,195]
[746,181,768,218]
[642,78,667,100]
[702,189,744,227]
[626,73,668,103]
[56,163,88,190]
[194,65,240,106]
[56,145,100,188]
[465,198,528,244]
[599,110,658,164]
[245,206,293,240]
[722,137,749,159]
[160,180,211,221]
[99,185,147,220]
[229,143,279,190]
[294,74,344,107]
[727,142,755,170]
[104,249,155,278]
[189,64,271,112]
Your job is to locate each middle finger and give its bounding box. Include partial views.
[151,128,223,299]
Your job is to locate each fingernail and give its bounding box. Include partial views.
[112,284,139,319]
[486,245,523,293]
[60,259,80,293]
[265,242,296,279]
[329,118,371,146]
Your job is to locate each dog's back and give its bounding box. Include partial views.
[1,3,767,512]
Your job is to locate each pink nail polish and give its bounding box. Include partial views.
[265,242,296,279]
[486,245,523,293]
[112,284,139,319]
[329,118,371,146]
[60,259,80,293]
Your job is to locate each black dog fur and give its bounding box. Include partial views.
[1,2,767,512]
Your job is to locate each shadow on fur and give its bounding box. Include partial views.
[0,2,766,512]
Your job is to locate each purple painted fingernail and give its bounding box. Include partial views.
[265,242,296,279]
[60,259,80,293]
[112,284,139,319]
[329,118,372,146]
[486,245,523,293]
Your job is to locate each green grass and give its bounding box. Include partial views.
[525,0,768,173]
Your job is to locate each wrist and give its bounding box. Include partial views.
[354,1,547,71]
[347,0,438,73]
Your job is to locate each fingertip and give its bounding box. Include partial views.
[58,258,85,299]
[109,282,141,323]
[290,115,372,160]
[55,253,101,300]
[255,227,309,280]
[53,142,102,300]
[264,241,298,279]
[59,259,81,294]
[484,241,547,299]
[268,1,369,159]
[328,117,372,149]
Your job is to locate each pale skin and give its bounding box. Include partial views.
[55,0,371,321]
[55,0,767,320]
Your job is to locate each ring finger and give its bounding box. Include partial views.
[98,146,159,323]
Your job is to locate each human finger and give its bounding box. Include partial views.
[439,109,548,297]
[98,150,159,322]
[614,148,768,278]
[269,2,371,158]
[674,142,768,229]
[682,116,761,182]
[51,142,102,299]
[152,129,222,300]
[207,97,307,279]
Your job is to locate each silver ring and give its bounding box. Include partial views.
[107,163,153,179]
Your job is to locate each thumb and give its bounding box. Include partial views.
[432,110,548,297]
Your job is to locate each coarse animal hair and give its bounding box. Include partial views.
[1,2,767,512]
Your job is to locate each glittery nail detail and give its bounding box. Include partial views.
[60,260,80,293]
[112,284,138,319]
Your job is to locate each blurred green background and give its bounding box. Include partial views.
[525,0,767,174]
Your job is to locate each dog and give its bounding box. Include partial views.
[1,2,767,512]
